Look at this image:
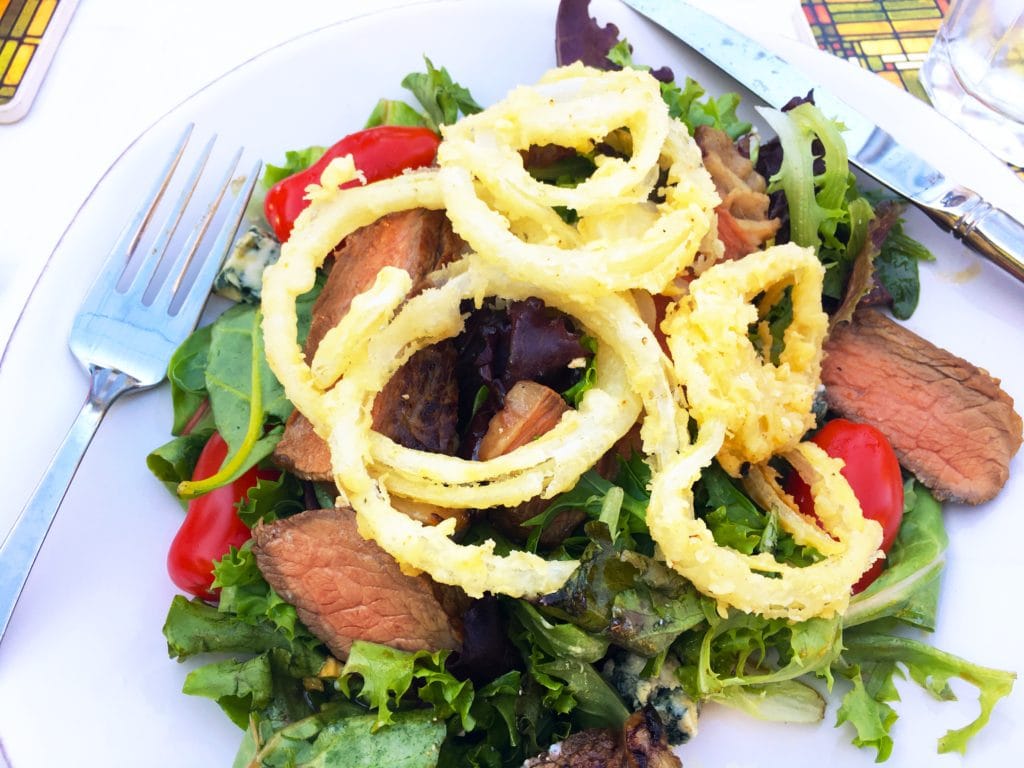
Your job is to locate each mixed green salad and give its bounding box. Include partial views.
[147,3,1016,766]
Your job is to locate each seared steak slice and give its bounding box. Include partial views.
[252,507,463,658]
[273,208,464,479]
[522,707,681,768]
[822,309,1022,504]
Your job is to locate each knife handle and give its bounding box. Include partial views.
[923,187,1024,283]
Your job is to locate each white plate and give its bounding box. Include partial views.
[1,1,1021,766]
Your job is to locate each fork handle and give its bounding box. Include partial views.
[0,367,135,643]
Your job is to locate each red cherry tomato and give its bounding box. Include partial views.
[264,125,441,241]
[167,432,276,601]
[785,418,904,593]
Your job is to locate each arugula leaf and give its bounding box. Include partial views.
[607,41,751,138]
[364,98,431,129]
[561,336,598,407]
[748,286,794,368]
[508,601,609,663]
[402,56,482,131]
[875,222,935,320]
[695,463,820,566]
[530,459,649,552]
[367,57,482,133]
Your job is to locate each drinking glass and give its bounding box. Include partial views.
[921,0,1024,166]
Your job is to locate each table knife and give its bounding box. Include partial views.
[621,0,1024,283]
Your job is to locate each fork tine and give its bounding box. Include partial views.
[166,157,264,332]
[148,145,244,312]
[124,134,217,300]
[78,124,194,314]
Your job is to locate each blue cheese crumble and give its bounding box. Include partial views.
[603,651,699,745]
[214,225,280,303]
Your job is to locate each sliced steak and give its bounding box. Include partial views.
[522,707,681,768]
[273,208,464,480]
[252,507,464,658]
[822,309,1023,504]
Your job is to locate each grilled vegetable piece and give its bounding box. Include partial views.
[822,309,1023,504]
[478,381,570,459]
[478,381,586,548]
[522,706,681,768]
[694,125,780,260]
[252,507,464,658]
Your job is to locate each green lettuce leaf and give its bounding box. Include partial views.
[183,652,274,728]
[212,542,306,642]
[839,631,1016,758]
[711,678,825,723]
[688,608,842,697]
[338,641,471,731]
[845,481,946,630]
[607,41,751,138]
[162,595,323,676]
[262,146,327,189]
[234,472,305,528]
[835,662,900,761]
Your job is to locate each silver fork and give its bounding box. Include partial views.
[0,125,261,643]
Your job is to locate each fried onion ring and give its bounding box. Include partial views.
[648,433,883,620]
[437,65,719,294]
[663,243,828,475]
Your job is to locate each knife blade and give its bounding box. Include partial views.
[621,0,1024,283]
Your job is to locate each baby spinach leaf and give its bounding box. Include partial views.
[241,707,443,768]
[167,323,213,435]
[146,430,211,501]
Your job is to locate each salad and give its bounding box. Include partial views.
[144,2,1019,766]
